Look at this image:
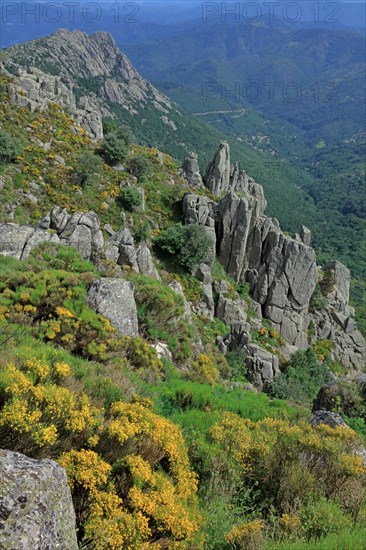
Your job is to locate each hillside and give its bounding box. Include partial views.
[0,55,366,547]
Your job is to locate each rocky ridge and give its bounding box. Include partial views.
[1,29,180,139]
[0,141,364,389]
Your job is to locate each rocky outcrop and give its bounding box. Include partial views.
[183,194,216,255]
[312,375,366,413]
[204,141,231,196]
[0,223,60,259]
[216,192,254,281]
[308,410,348,428]
[136,243,161,280]
[0,449,78,549]
[216,292,247,326]
[40,207,104,261]
[181,152,203,187]
[310,262,365,370]
[105,228,139,271]
[7,67,103,139]
[245,344,280,391]
[87,278,138,336]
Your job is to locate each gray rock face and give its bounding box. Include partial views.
[182,152,203,187]
[310,261,366,371]
[183,194,217,254]
[136,243,160,280]
[216,293,247,326]
[87,278,138,336]
[300,225,311,246]
[7,67,103,139]
[0,449,78,550]
[308,410,348,428]
[59,212,104,261]
[204,141,231,196]
[38,207,104,261]
[216,193,254,282]
[245,344,280,391]
[105,228,139,271]
[0,223,60,260]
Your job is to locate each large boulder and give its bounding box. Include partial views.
[0,449,78,549]
[87,278,138,336]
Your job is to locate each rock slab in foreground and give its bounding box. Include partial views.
[87,278,138,336]
[0,449,78,550]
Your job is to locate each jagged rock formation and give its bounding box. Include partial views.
[181,141,365,375]
[181,152,203,187]
[5,66,104,139]
[0,449,78,549]
[310,262,366,370]
[87,278,138,336]
[204,141,231,195]
[183,194,216,255]
[1,29,179,139]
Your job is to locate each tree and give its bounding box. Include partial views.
[127,155,150,181]
[0,129,22,162]
[74,149,103,187]
[119,187,143,211]
[157,223,214,271]
[99,132,128,165]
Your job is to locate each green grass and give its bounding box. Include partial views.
[264,526,366,549]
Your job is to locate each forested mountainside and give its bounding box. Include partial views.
[121,21,366,333]
[0,29,365,549]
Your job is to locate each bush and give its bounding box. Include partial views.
[74,149,103,187]
[157,223,214,271]
[267,348,331,404]
[127,155,150,181]
[99,132,128,165]
[119,187,143,211]
[0,129,22,162]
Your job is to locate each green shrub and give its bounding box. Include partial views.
[0,129,22,162]
[74,149,103,187]
[267,348,331,404]
[300,499,352,540]
[134,221,150,243]
[157,223,214,271]
[127,155,150,181]
[119,187,143,211]
[99,132,128,165]
[309,283,327,312]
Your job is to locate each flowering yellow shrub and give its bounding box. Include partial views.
[106,400,202,543]
[191,353,219,385]
[225,519,263,549]
[0,359,102,451]
[211,413,366,541]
